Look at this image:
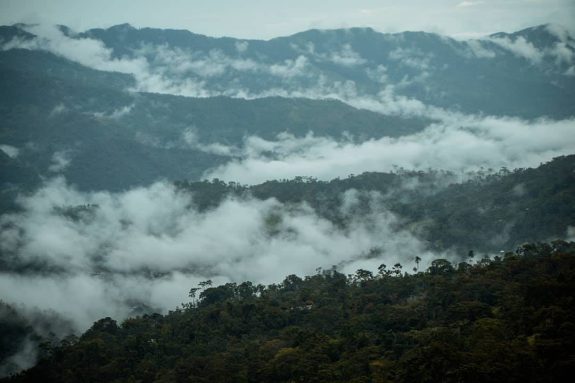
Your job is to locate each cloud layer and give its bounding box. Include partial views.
[4,23,574,119]
[202,116,575,184]
[0,179,444,333]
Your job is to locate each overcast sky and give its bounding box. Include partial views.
[1,0,574,39]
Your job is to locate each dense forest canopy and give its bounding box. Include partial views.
[3,241,575,382]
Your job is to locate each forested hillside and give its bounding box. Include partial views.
[5,241,575,383]
[176,155,575,253]
[0,47,430,193]
[79,23,575,118]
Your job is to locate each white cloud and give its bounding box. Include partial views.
[235,40,249,53]
[366,64,389,83]
[3,22,572,120]
[489,35,544,64]
[0,335,37,377]
[269,55,309,78]
[182,128,237,156]
[466,39,496,58]
[48,150,72,173]
[488,32,575,70]
[49,103,68,117]
[546,23,572,43]
[19,24,149,74]
[92,104,134,119]
[389,48,432,72]
[0,178,447,332]
[0,144,20,158]
[546,40,575,66]
[322,44,367,66]
[204,117,575,184]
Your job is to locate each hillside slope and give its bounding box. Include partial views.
[5,241,575,383]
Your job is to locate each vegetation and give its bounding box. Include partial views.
[176,155,575,253]
[0,48,429,193]
[5,241,575,382]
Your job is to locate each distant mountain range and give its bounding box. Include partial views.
[73,23,575,117]
[0,23,574,195]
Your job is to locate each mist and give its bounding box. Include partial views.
[200,117,575,184]
[0,178,448,335]
[4,23,574,119]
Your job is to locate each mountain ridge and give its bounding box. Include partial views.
[3,22,573,118]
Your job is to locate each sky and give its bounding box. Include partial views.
[1,0,574,39]
[1,0,575,372]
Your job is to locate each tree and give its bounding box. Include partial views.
[429,259,454,275]
[414,256,422,272]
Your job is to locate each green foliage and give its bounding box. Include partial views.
[177,155,575,253]
[6,241,575,382]
[0,47,429,194]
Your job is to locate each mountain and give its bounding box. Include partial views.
[5,241,575,382]
[76,23,575,118]
[0,47,430,193]
[175,155,575,253]
[1,23,574,195]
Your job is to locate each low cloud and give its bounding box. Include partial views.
[235,41,249,53]
[318,44,367,67]
[182,129,237,156]
[0,336,37,378]
[465,39,496,58]
[0,144,19,159]
[204,116,575,184]
[3,23,573,121]
[92,104,134,119]
[389,48,432,70]
[0,178,447,333]
[48,150,72,173]
[488,25,575,67]
[490,36,544,64]
[49,103,68,117]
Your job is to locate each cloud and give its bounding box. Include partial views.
[269,55,309,78]
[320,44,367,66]
[0,24,464,118]
[0,336,37,377]
[488,28,575,67]
[2,25,317,98]
[48,150,72,173]
[3,22,572,122]
[204,116,575,184]
[0,144,20,158]
[235,40,249,53]
[49,103,68,117]
[134,41,310,83]
[489,35,544,64]
[92,104,134,119]
[182,129,237,156]
[389,48,432,70]
[0,178,450,334]
[465,39,496,58]
[18,24,149,74]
